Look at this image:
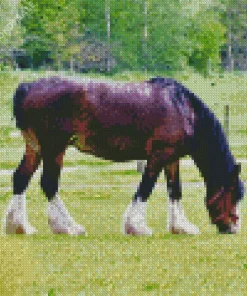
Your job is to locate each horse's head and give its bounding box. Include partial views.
[207,164,245,234]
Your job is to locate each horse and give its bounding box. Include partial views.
[4,76,244,235]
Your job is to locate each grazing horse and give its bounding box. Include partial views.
[4,76,244,235]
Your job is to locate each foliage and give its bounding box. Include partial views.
[146,0,188,71]
[21,0,85,69]
[0,0,246,73]
[187,9,226,75]
[217,0,247,70]
[0,0,24,68]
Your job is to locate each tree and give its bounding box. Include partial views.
[109,0,189,71]
[0,0,24,68]
[17,0,230,73]
[21,0,84,69]
[217,0,247,71]
[187,9,226,75]
[105,0,111,72]
[147,0,189,71]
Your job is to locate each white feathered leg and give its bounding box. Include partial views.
[4,193,37,234]
[48,194,86,235]
[167,200,200,234]
[123,199,152,235]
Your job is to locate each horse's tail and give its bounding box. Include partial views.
[13,82,32,129]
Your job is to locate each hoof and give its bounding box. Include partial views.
[123,200,152,236]
[48,195,86,235]
[4,210,37,234]
[51,228,86,235]
[49,218,86,235]
[171,226,186,234]
[68,224,87,236]
[124,223,153,236]
[5,222,37,235]
[169,224,201,235]
[168,201,201,234]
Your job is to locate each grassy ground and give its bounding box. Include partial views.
[0,70,247,295]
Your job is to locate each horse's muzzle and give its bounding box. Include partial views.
[217,222,238,234]
[216,205,240,234]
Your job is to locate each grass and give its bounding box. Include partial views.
[0,184,247,295]
[0,70,247,295]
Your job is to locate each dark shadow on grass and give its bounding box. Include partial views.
[64,160,112,166]
[100,170,139,176]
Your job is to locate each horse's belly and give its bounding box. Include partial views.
[71,133,146,161]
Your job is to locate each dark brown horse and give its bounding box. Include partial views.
[4,76,244,235]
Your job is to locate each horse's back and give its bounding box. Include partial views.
[14,77,192,161]
[83,80,169,130]
[22,77,170,132]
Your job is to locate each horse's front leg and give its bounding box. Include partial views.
[123,148,168,235]
[165,161,200,234]
[41,146,86,235]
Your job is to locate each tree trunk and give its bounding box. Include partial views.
[226,4,234,72]
[70,56,74,73]
[226,32,234,71]
[57,54,62,71]
[206,58,212,77]
[142,0,148,72]
[105,0,111,72]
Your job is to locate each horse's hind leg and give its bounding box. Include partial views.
[164,161,200,234]
[4,130,41,234]
[41,143,85,235]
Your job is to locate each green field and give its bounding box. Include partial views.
[0,71,247,295]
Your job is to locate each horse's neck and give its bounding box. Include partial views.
[191,115,235,191]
